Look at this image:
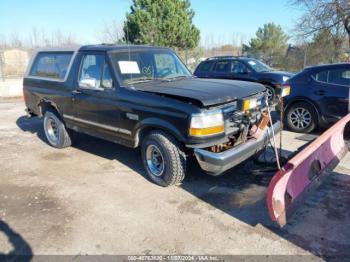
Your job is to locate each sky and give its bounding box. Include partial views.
[0,0,303,46]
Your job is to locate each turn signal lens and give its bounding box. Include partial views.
[189,125,225,137]
[243,99,257,111]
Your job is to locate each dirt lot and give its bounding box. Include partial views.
[0,99,349,258]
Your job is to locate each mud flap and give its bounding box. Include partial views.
[267,113,350,227]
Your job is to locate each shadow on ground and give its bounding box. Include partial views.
[0,220,33,261]
[16,115,350,259]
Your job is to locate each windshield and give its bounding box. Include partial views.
[110,49,192,85]
[246,59,272,73]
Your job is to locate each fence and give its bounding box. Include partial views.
[0,49,30,81]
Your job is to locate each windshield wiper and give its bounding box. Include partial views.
[126,77,164,84]
[164,75,190,81]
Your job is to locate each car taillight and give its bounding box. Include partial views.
[23,87,28,102]
[280,83,291,97]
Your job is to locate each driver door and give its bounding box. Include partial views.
[69,52,123,138]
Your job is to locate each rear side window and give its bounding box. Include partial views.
[314,68,350,86]
[214,61,230,72]
[30,52,73,80]
[197,61,214,72]
[314,70,328,82]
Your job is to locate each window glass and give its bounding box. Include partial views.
[110,50,191,85]
[155,53,177,75]
[315,70,328,82]
[328,69,350,85]
[30,52,73,80]
[198,61,214,72]
[232,60,249,74]
[79,54,114,89]
[102,62,113,89]
[214,61,230,73]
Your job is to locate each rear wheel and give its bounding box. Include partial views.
[43,110,72,148]
[286,102,317,133]
[141,130,186,187]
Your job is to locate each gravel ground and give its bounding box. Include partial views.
[0,99,349,259]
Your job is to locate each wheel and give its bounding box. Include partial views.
[285,102,318,133]
[43,110,72,148]
[264,84,276,103]
[141,130,186,187]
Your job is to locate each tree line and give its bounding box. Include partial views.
[1,0,350,72]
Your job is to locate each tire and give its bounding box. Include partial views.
[141,130,186,187]
[264,84,276,103]
[43,110,72,148]
[285,102,318,133]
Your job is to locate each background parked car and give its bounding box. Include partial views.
[282,63,350,133]
[193,56,294,101]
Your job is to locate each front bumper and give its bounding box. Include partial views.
[194,121,281,176]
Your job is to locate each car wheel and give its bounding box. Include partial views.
[141,130,186,187]
[43,110,72,148]
[286,102,317,133]
[264,84,276,103]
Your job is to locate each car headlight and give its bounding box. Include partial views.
[283,76,290,82]
[243,98,258,111]
[189,111,224,137]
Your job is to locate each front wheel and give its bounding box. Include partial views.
[141,130,186,187]
[285,102,317,133]
[264,84,276,103]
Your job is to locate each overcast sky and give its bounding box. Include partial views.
[0,0,303,46]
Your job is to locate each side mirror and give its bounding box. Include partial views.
[79,78,97,89]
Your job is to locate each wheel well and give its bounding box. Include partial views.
[136,126,183,148]
[38,100,60,117]
[259,82,275,89]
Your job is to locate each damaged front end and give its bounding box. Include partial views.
[193,93,281,176]
[267,113,350,227]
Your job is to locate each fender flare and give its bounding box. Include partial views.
[133,118,185,147]
[37,98,62,117]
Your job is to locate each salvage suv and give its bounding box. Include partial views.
[23,44,283,187]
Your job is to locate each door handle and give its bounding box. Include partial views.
[314,90,326,96]
[72,90,82,95]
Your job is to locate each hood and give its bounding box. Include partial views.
[133,78,266,107]
[260,70,295,78]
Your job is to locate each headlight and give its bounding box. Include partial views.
[243,98,258,111]
[283,76,290,82]
[189,111,224,137]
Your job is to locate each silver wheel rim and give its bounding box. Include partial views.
[266,88,273,101]
[290,107,312,130]
[146,145,165,177]
[46,117,59,144]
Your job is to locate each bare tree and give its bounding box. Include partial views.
[99,21,125,44]
[292,0,350,48]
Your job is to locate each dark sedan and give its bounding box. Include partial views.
[282,63,350,133]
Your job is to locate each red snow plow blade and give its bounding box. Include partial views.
[267,113,350,227]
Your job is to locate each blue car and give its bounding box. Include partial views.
[194,56,294,102]
[282,63,350,133]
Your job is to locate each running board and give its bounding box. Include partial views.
[267,113,350,227]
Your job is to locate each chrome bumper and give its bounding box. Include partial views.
[194,121,281,176]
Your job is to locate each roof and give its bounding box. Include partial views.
[33,44,171,53]
[205,56,257,61]
[304,63,350,71]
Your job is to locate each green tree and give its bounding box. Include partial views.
[243,23,289,65]
[123,0,200,49]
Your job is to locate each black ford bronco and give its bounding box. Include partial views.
[23,44,282,187]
